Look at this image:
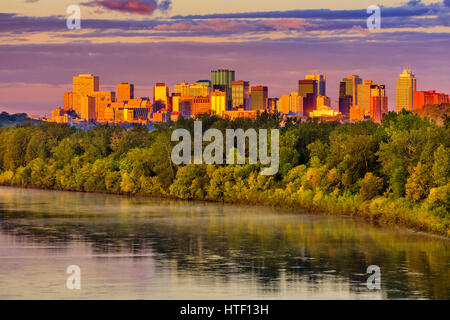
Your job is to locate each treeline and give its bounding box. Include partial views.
[0,112,41,128]
[413,103,450,125]
[0,111,448,236]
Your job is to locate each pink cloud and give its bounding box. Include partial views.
[82,0,160,15]
[260,19,313,30]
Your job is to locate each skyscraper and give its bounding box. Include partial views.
[80,95,96,122]
[339,75,361,116]
[232,80,250,110]
[250,86,268,111]
[396,69,416,112]
[370,85,388,123]
[153,83,169,112]
[298,80,317,117]
[73,74,99,95]
[211,90,227,116]
[357,80,374,114]
[117,83,134,103]
[305,74,326,96]
[189,83,209,97]
[174,82,190,97]
[281,92,303,116]
[72,74,100,114]
[211,69,235,108]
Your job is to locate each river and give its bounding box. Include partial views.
[0,186,448,299]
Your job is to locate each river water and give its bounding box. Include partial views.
[0,186,448,300]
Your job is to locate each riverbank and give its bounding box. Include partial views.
[1,181,448,238]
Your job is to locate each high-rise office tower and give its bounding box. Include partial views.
[92,91,115,120]
[211,69,235,108]
[281,92,303,116]
[305,74,326,96]
[250,86,268,111]
[211,90,227,117]
[72,74,100,114]
[117,83,134,103]
[174,82,190,97]
[343,75,362,107]
[339,83,352,116]
[153,83,169,112]
[357,80,374,114]
[339,75,361,116]
[80,95,96,122]
[73,74,99,95]
[299,80,317,117]
[268,98,279,112]
[189,83,209,97]
[396,69,416,112]
[232,80,250,110]
[370,84,388,123]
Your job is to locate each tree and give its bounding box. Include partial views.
[390,158,407,198]
[360,172,384,201]
[432,145,449,187]
[405,162,430,202]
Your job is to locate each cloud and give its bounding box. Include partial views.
[81,0,172,15]
[158,0,171,12]
[2,0,450,39]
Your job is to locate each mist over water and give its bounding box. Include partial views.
[0,186,448,299]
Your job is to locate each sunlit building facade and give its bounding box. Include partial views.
[281,92,303,116]
[299,80,317,117]
[310,105,342,119]
[211,90,226,117]
[189,83,209,97]
[413,90,449,109]
[153,83,169,112]
[117,83,134,103]
[317,95,331,108]
[211,69,235,108]
[80,95,96,122]
[250,86,268,111]
[305,74,326,96]
[396,69,416,112]
[232,80,250,110]
[339,75,362,116]
[174,82,190,97]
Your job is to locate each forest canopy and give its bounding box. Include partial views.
[0,110,448,236]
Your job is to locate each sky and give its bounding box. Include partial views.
[1,0,449,116]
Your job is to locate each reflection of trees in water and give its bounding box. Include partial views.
[0,194,449,299]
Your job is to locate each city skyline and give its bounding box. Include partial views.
[46,68,448,125]
[1,0,450,115]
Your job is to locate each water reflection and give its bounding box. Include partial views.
[0,187,448,299]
